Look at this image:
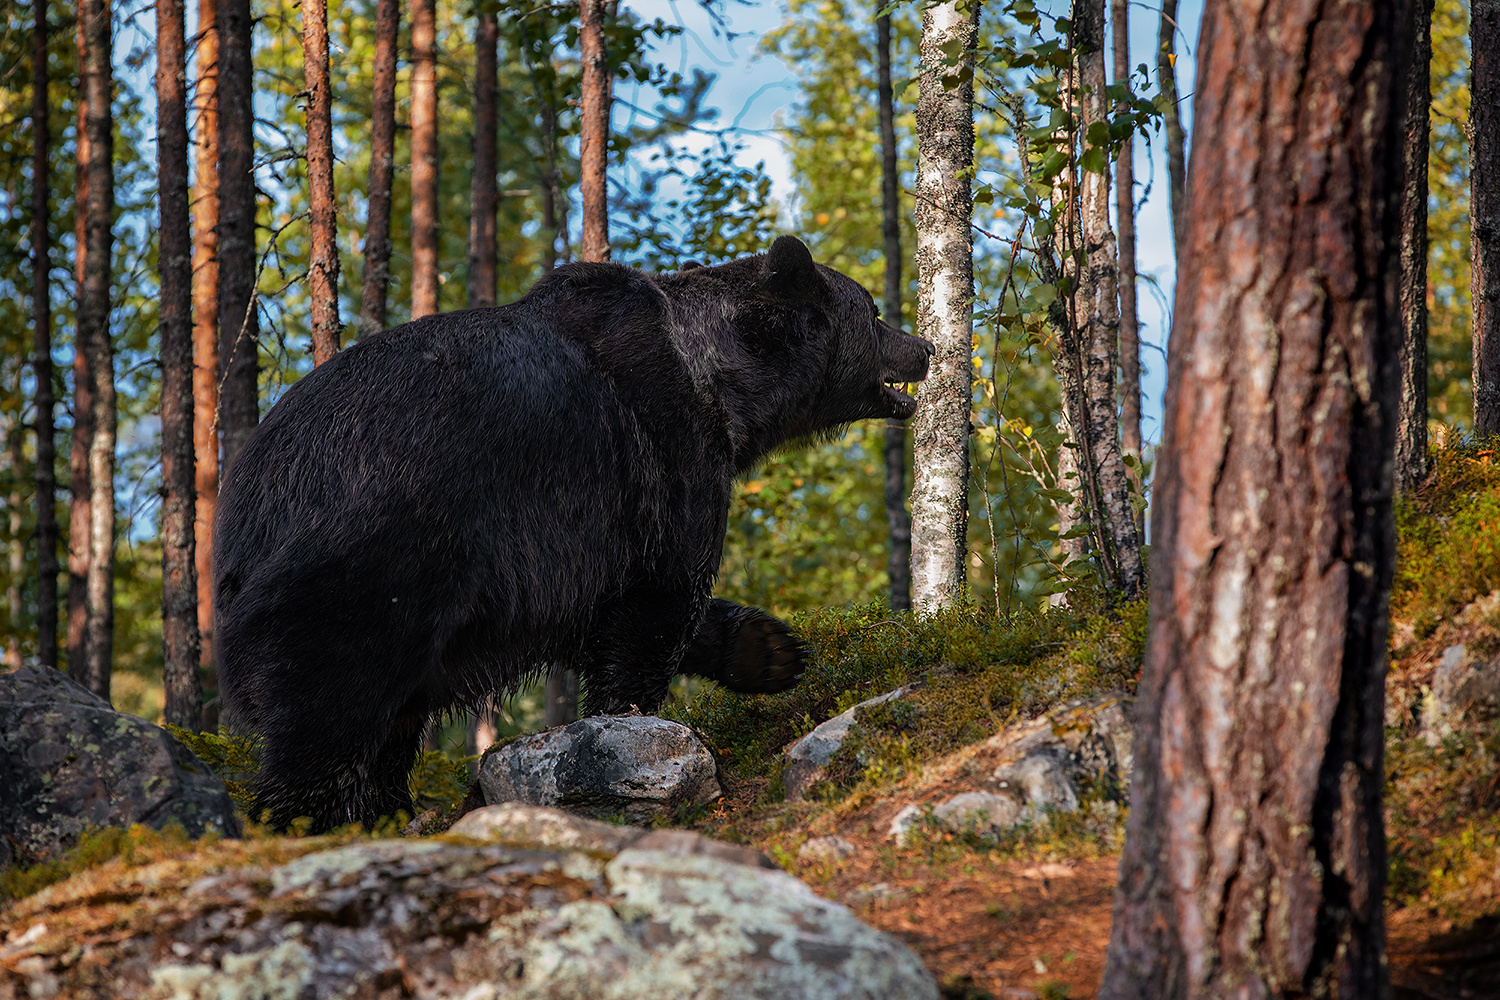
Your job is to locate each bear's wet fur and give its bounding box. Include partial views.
[213,236,933,830]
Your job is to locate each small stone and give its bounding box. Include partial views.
[799,836,858,865]
[933,792,1023,835]
[783,686,917,802]
[887,803,924,846]
[448,802,646,853]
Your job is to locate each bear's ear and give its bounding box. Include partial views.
[679,260,703,271]
[764,236,821,296]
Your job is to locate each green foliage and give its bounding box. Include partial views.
[0,822,199,902]
[408,748,474,814]
[165,725,264,813]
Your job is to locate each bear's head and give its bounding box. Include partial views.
[669,236,934,468]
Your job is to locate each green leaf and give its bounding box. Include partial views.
[1079,145,1108,175]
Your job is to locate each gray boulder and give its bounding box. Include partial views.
[1421,643,1500,745]
[477,715,721,825]
[782,685,917,802]
[0,666,239,867]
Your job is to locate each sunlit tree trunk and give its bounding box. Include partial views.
[158,0,203,728]
[79,0,116,701]
[1098,0,1406,991]
[1113,0,1143,524]
[410,0,439,319]
[217,0,258,472]
[192,0,220,709]
[877,11,911,613]
[467,8,498,309]
[579,0,611,263]
[359,0,398,337]
[910,0,978,612]
[67,11,92,682]
[33,0,58,670]
[1157,0,1186,255]
[1397,0,1434,491]
[1473,0,1500,436]
[303,0,340,366]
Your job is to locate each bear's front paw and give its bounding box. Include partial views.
[718,612,808,694]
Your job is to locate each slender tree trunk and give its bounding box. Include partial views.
[67,11,93,683]
[33,0,58,670]
[217,0,258,473]
[1157,0,1186,256]
[468,9,498,309]
[1397,0,1434,491]
[359,0,398,337]
[1474,0,1500,436]
[80,0,115,702]
[1113,0,1143,526]
[7,427,22,669]
[410,0,439,319]
[578,0,611,263]
[1098,0,1406,992]
[1078,0,1142,599]
[466,703,497,771]
[541,92,565,268]
[302,0,340,366]
[191,0,219,708]
[545,668,579,728]
[877,12,911,613]
[158,0,203,728]
[910,0,978,612]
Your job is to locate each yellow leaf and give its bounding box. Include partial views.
[744,481,764,494]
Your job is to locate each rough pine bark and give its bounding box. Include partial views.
[33,0,58,669]
[1474,0,1500,436]
[302,0,340,366]
[1157,0,1186,255]
[1077,0,1141,599]
[578,0,611,263]
[79,0,116,700]
[217,0,258,472]
[1113,0,1143,521]
[410,0,439,319]
[1396,0,1434,491]
[878,11,912,613]
[910,0,978,611]
[1097,0,1407,992]
[158,0,203,728]
[358,0,398,337]
[67,11,93,681]
[192,0,220,696]
[467,9,499,309]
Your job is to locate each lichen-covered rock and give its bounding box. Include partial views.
[0,832,937,999]
[1421,643,1500,745]
[477,715,721,825]
[782,686,917,802]
[0,666,239,867]
[450,802,648,853]
[798,836,858,866]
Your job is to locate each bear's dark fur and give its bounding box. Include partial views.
[214,236,932,830]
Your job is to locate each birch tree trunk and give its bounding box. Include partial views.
[158,0,203,728]
[467,8,499,309]
[579,0,611,263]
[1473,0,1500,436]
[910,0,978,612]
[410,0,439,319]
[1157,0,1186,255]
[80,0,116,701]
[359,0,398,337]
[302,0,340,366]
[1098,0,1406,991]
[1077,0,1142,599]
[877,10,912,613]
[192,0,220,703]
[1113,0,1143,524]
[67,11,92,682]
[217,0,258,472]
[1396,0,1434,491]
[32,0,58,670]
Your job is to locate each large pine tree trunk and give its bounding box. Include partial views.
[303,0,340,366]
[67,11,93,683]
[877,11,911,614]
[467,9,498,309]
[1473,0,1500,436]
[217,0,258,473]
[79,0,116,701]
[32,1,58,670]
[410,0,439,319]
[910,0,978,612]
[1396,0,1434,491]
[1157,0,1186,255]
[1097,0,1407,992]
[359,0,398,337]
[1077,0,1142,599]
[191,0,219,704]
[1113,0,1143,524]
[158,0,203,728]
[579,0,611,263]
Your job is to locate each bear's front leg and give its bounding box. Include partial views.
[683,598,808,695]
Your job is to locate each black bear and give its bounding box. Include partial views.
[214,236,932,830]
